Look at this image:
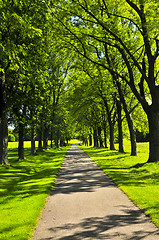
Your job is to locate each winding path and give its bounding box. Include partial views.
[32,144,159,240]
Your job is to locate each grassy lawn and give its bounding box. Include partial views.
[79,140,159,228]
[0,142,70,240]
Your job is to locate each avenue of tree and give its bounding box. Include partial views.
[0,0,158,164]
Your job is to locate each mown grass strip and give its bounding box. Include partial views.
[0,142,70,240]
[79,141,159,227]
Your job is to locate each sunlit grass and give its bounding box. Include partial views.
[0,142,70,240]
[69,139,81,144]
[79,140,159,227]
[8,141,51,150]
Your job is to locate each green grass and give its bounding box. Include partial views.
[0,142,70,240]
[79,140,159,227]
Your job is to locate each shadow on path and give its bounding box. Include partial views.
[53,145,115,195]
[32,144,159,240]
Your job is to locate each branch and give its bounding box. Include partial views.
[138,56,146,98]
[125,0,141,16]
[88,42,101,59]
[105,11,142,35]
[154,39,159,60]
[110,95,116,115]
[101,0,110,17]
[126,0,152,59]
[128,103,139,115]
[52,12,87,56]
[76,1,148,80]
[155,71,159,81]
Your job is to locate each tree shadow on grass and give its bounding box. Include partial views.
[130,163,147,169]
[0,149,66,205]
[51,146,152,198]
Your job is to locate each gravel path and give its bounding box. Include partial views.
[32,144,159,240]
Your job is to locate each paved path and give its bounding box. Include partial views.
[32,144,159,240]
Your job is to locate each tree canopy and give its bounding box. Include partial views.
[0,0,158,164]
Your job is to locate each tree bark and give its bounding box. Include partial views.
[103,123,108,148]
[116,99,124,153]
[93,128,98,147]
[85,138,88,146]
[103,98,116,150]
[0,73,9,165]
[55,139,59,148]
[116,81,137,156]
[30,126,36,155]
[50,130,53,148]
[98,127,104,148]
[89,133,92,146]
[37,125,43,152]
[60,139,63,147]
[147,109,159,162]
[109,122,115,150]
[18,123,25,160]
[0,104,9,164]
[43,126,49,150]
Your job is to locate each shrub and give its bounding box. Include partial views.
[8,133,15,142]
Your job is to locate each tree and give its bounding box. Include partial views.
[0,0,50,164]
[53,0,159,161]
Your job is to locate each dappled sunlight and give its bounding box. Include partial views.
[45,206,159,240]
[0,145,69,239]
[31,144,159,240]
[80,143,159,227]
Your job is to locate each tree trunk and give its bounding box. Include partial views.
[89,133,92,146]
[98,127,104,148]
[103,98,116,150]
[30,126,36,155]
[0,73,9,165]
[55,139,59,148]
[116,81,137,156]
[147,110,159,162]
[37,126,43,152]
[18,123,25,160]
[0,104,8,164]
[85,138,88,146]
[0,107,8,164]
[93,128,98,147]
[43,126,49,150]
[103,125,108,148]
[125,111,137,156]
[50,130,53,148]
[116,100,124,153]
[60,139,64,147]
[124,111,137,156]
[109,123,115,150]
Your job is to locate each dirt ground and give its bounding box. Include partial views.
[32,144,159,240]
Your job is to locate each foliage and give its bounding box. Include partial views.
[8,128,16,142]
[1,0,158,164]
[8,134,15,142]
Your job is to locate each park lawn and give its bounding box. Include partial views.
[79,140,159,228]
[0,142,70,240]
